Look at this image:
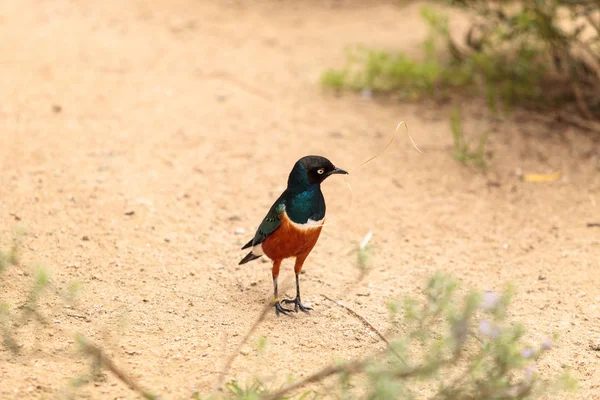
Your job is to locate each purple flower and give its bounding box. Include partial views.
[522,348,533,358]
[479,320,492,336]
[541,338,552,350]
[479,320,501,339]
[481,291,500,310]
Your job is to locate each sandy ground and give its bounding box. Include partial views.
[1,0,599,399]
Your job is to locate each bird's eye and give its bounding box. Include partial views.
[317,168,325,175]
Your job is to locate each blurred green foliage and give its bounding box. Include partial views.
[0,231,575,399]
[450,106,490,169]
[323,1,600,118]
[214,274,573,400]
[0,230,83,356]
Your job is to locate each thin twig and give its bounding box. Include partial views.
[263,358,371,400]
[584,12,600,36]
[557,111,600,133]
[528,110,600,133]
[217,300,272,386]
[66,313,91,322]
[264,352,457,400]
[216,275,296,388]
[321,294,407,365]
[572,82,594,119]
[447,34,468,61]
[77,336,158,400]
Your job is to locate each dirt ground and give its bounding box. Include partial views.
[1,0,599,399]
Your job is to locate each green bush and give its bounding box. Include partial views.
[214,274,574,400]
[322,1,600,119]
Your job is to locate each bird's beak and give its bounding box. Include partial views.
[328,167,349,176]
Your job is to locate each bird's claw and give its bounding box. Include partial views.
[275,301,294,316]
[281,297,312,313]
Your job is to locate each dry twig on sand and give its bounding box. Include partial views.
[217,301,272,387]
[321,294,407,365]
[77,335,158,400]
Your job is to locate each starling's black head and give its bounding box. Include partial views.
[288,155,348,189]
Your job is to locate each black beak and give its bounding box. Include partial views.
[328,167,349,176]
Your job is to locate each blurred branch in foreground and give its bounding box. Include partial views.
[76,334,160,400]
[230,274,575,400]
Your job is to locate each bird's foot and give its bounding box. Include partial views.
[274,300,294,316]
[281,296,312,313]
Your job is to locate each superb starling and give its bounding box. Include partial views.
[239,155,348,315]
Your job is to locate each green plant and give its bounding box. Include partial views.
[0,234,32,353]
[322,2,600,127]
[451,0,600,118]
[0,227,23,274]
[265,274,575,400]
[321,68,349,92]
[15,269,572,400]
[226,380,268,400]
[357,231,374,277]
[0,302,19,353]
[0,230,575,400]
[450,106,490,169]
[0,231,83,356]
[322,45,447,100]
[18,264,51,323]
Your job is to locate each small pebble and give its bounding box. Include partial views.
[234,227,245,235]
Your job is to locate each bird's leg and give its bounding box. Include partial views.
[272,260,292,316]
[273,276,293,315]
[281,257,313,313]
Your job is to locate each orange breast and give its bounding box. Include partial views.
[261,213,323,261]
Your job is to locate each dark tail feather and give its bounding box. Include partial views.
[239,252,261,265]
[241,239,253,250]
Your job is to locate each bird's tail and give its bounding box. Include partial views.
[239,252,262,265]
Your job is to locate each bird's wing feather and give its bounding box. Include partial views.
[241,195,286,249]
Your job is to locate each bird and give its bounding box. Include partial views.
[239,155,348,315]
